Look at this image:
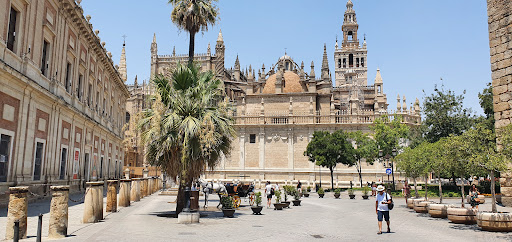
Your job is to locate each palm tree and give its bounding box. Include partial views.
[169,0,219,66]
[138,63,235,213]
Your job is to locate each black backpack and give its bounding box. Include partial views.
[271,187,275,195]
[386,193,394,210]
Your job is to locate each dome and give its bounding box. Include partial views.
[262,71,304,94]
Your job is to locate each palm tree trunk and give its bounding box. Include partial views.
[491,170,497,213]
[438,171,443,204]
[188,31,195,67]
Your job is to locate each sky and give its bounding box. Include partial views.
[81,0,491,115]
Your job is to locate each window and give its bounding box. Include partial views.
[378,85,382,94]
[348,31,353,41]
[33,142,44,180]
[96,91,99,110]
[343,58,346,68]
[87,84,92,107]
[107,158,111,178]
[65,62,72,93]
[0,134,12,182]
[361,58,365,67]
[59,148,67,180]
[114,161,118,179]
[103,98,106,115]
[7,7,18,52]
[99,157,104,178]
[250,134,256,143]
[84,153,89,181]
[356,58,359,67]
[77,74,83,100]
[41,40,50,76]
[349,54,354,67]
[338,59,341,68]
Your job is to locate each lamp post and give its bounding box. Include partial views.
[379,148,398,190]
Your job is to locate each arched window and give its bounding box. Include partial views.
[348,31,353,41]
[349,54,354,67]
[125,112,130,124]
[361,58,365,67]
[338,59,341,68]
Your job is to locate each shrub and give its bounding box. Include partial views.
[307,186,311,192]
[348,189,354,196]
[334,188,342,194]
[283,185,295,195]
[318,187,325,195]
[221,196,234,209]
[274,190,282,203]
[293,189,301,200]
[363,187,370,196]
[255,192,262,207]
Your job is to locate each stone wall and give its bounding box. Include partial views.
[488,0,512,206]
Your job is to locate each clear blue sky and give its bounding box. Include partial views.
[81,0,491,115]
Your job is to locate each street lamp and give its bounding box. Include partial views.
[379,148,398,190]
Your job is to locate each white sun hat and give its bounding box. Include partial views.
[377,185,385,192]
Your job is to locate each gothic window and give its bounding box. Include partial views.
[343,59,346,68]
[338,59,341,68]
[249,134,256,143]
[349,54,354,67]
[361,58,365,67]
[356,58,359,67]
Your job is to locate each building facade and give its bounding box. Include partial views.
[0,0,130,197]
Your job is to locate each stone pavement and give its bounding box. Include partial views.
[1,190,512,241]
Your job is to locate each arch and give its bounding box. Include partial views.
[349,54,354,67]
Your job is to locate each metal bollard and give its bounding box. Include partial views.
[37,214,43,242]
[13,220,19,242]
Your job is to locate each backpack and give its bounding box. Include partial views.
[271,187,275,195]
[386,193,394,210]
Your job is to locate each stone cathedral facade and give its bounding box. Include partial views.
[148,0,421,187]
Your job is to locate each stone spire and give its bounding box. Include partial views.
[234,55,240,81]
[321,44,329,80]
[374,68,383,84]
[235,55,240,70]
[217,29,223,42]
[402,95,407,112]
[172,46,176,56]
[151,33,158,56]
[396,94,401,112]
[119,41,127,82]
[207,43,211,56]
[134,75,138,87]
[414,98,421,114]
[310,61,316,79]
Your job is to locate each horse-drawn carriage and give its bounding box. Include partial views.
[224,183,255,208]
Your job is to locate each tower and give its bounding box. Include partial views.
[119,40,127,82]
[150,33,158,78]
[214,29,225,78]
[334,0,368,87]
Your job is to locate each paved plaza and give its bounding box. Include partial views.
[1,190,512,241]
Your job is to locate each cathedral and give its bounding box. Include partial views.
[129,0,421,187]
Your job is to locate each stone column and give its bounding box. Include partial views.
[49,186,69,239]
[131,178,141,202]
[106,180,118,212]
[119,179,131,207]
[5,186,28,240]
[148,178,153,195]
[124,168,130,179]
[141,178,147,198]
[83,181,104,223]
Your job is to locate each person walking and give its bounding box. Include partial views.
[297,180,302,193]
[376,185,392,234]
[403,181,411,203]
[265,181,273,208]
[371,182,377,196]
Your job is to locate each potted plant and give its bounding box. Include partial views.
[334,188,341,199]
[251,192,263,215]
[292,189,302,206]
[221,196,235,218]
[317,187,325,198]
[283,191,291,208]
[303,188,310,197]
[273,190,286,210]
[362,187,369,200]
[307,186,311,192]
[348,189,355,199]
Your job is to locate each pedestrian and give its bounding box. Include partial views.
[265,181,273,208]
[469,184,480,210]
[371,182,377,196]
[297,180,302,193]
[403,181,411,203]
[376,185,392,234]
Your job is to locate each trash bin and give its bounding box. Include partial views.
[190,191,199,210]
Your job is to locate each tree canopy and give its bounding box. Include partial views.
[349,131,378,187]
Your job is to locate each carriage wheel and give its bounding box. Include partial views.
[249,192,255,206]
[233,195,241,208]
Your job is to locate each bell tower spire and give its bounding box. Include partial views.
[119,37,127,82]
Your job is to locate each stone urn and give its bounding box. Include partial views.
[334,193,341,199]
[222,208,236,218]
[414,201,433,213]
[292,200,301,206]
[477,212,512,232]
[447,207,477,224]
[273,203,286,210]
[427,204,454,218]
[251,206,263,215]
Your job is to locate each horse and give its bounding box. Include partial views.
[198,178,227,208]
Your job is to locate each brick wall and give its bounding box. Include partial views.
[488,0,512,206]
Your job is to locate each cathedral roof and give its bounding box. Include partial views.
[262,71,304,94]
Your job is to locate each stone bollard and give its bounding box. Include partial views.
[119,179,131,207]
[131,178,141,202]
[106,180,118,212]
[83,181,104,223]
[49,186,69,239]
[5,186,29,240]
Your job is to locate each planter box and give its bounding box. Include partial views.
[274,203,286,210]
[362,195,369,200]
[349,195,356,199]
[447,207,477,224]
[251,206,263,215]
[304,194,310,198]
[283,201,291,208]
[414,201,433,213]
[222,208,236,218]
[406,199,414,209]
[427,204,454,218]
[334,193,340,199]
[477,212,512,232]
[292,200,301,206]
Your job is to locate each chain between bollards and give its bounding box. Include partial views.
[37,214,43,242]
[13,219,19,242]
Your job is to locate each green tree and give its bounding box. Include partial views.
[138,64,235,213]
[422,85,473,143]
[395,147,422,198]
[478,82,495,132]
[442,134,473,207]
[304,130,356,190]
[349,131,378,187]
[371,115,409,157]
[169,0,219,66]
